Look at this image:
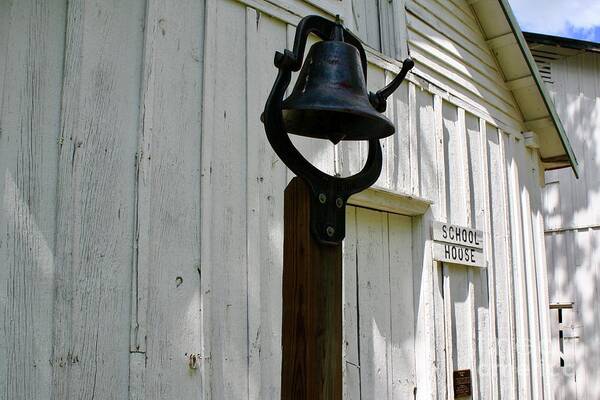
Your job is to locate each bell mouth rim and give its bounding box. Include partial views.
[282,104,393,123]
[282,106,396,141]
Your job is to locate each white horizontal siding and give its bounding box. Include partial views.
[405,0,524,132]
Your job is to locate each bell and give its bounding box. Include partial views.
[282,40,395,144]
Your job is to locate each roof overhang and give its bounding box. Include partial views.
[469,0,579,177]
[524,32,600,54]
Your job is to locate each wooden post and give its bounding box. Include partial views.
[281,177,342,400]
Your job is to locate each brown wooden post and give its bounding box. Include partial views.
[281,177,343,400]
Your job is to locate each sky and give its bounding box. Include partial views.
[508,0,600,43]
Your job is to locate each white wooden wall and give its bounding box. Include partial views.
[343,207,416,399]
[543,50,600,400]
[1,0,554,399]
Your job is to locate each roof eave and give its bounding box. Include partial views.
[497,0,580,178]
[524,31,600,53]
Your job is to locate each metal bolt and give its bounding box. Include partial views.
[318,193,327,204]
[188,353,199,370]
[335,198,344,208]
[326,226,335,237]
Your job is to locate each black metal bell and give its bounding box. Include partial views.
[263,15,414,243]
[282,40,395,144]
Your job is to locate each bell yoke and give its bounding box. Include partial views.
[262,15,414,244]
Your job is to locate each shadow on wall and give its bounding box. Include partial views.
[543,50,600,399]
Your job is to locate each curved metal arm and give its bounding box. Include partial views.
[370,57,415,112]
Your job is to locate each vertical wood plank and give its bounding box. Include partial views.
[529,151,553,400]
[544,234,560,400]
[490,128,519,400]
[199,1,218,396]
[432,93,447,400]
[0,1,66,398]
[516,143,543,400]
[504,134,532,400]
[418,89,436,201]
[344,208,416,400]
[350,0,381,51]
[355,207,391,399]
[441,101,471,400]
[393,0,410,60]
[389,214,416,399]
[413,212,438,400]
[381,70,394,189]
[479,125,515,399]
[246,9,287,400]
[128,0,206,398]
[343,207,360,400]
[200,0,249,397]
[386,79,410,192]
[442,265,455,400]
[590,229,600,400]
[563,231,578,398]
[409,82,420,197]
[462,111,482,400]
[476,118,499,400]
[51,0,145,398]
[442,102,464,221]
[465,113,494,400]
[378,0,410,59]
[448,107,471,397]
[378,0,394,57]
[433,95,446,218]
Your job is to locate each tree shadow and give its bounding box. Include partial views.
[543,50,600,399]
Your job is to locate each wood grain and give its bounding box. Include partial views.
[342,207,360,400]
[200,0,250,397]
[281,177,342,400]
[505,134,533,400]
[246,9,288,399]
[51,0,145,398]
[0,1,65,398]
[128,0,206,398]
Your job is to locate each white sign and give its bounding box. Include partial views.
[433,242,484,267]
[432,221,485,268]
[432,221,483,249]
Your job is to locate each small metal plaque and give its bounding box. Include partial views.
[453,369,472,398]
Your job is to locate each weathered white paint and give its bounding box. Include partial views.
[51,1,146,399]
[1,0,558,399]
[130,0,206,398]
[0,1,65,399]
[534,42,600,400]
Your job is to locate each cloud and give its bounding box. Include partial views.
[509,0,600,41]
